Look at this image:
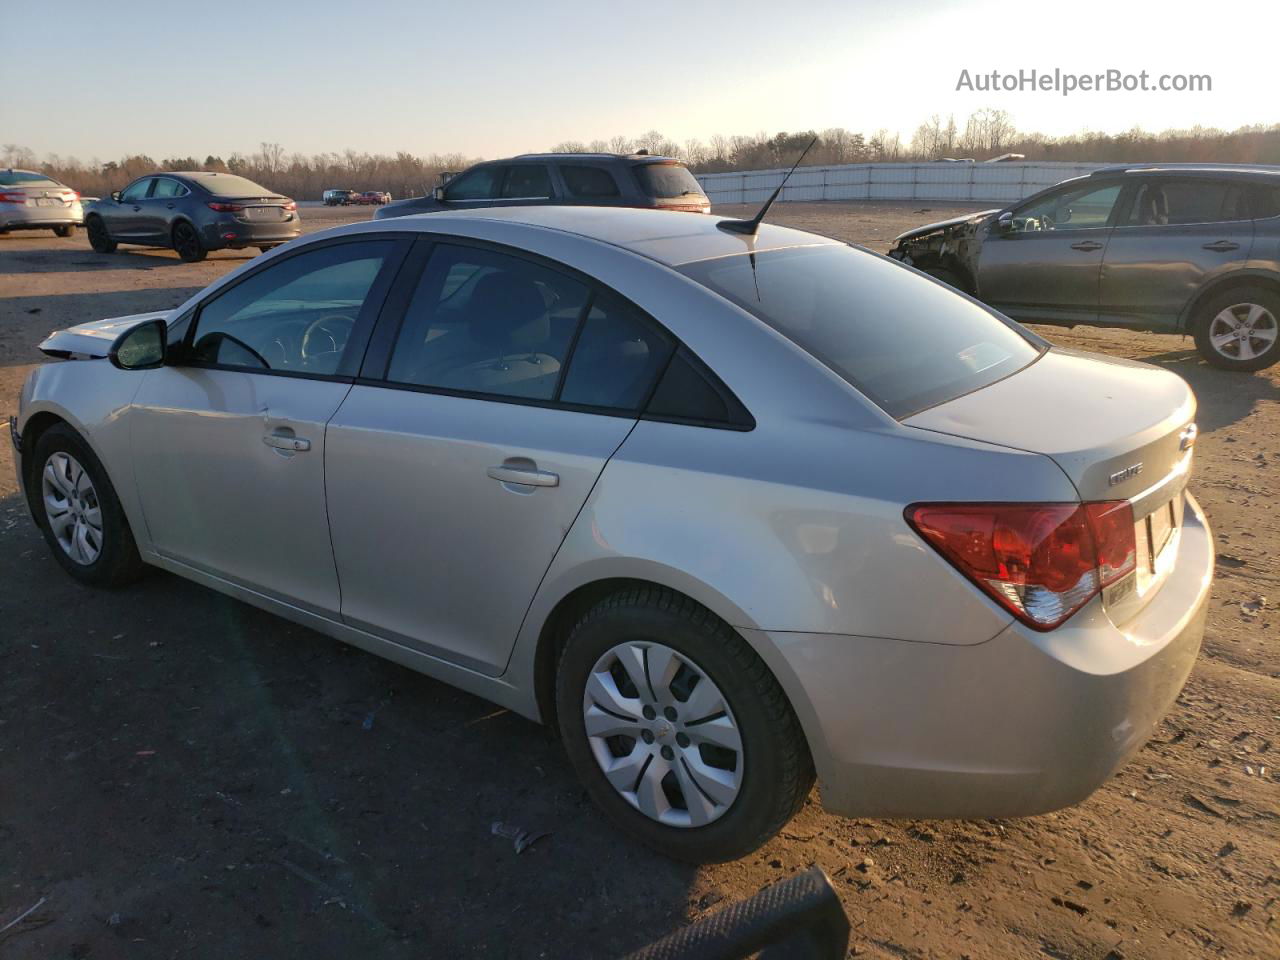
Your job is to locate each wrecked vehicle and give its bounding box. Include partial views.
[888,163,1280,371]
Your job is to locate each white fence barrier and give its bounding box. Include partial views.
[695,161,1107,206]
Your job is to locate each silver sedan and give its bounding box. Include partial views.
[11,207,1213,862]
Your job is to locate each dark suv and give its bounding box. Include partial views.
[890,164,1280,371]
[375,153,710,221]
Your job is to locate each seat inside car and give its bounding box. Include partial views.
[1137,185,1170,225]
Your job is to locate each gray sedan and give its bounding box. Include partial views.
[11,207,1213,862]
[84,171,300,262]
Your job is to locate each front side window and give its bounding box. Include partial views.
[561,165,621,198]
[502,165,552,199]
[444,166,503,201]
[1011,182,1121,232]
[190,241,395,376]
[387,244,588,400]
[120,179,153,202]
[679,244,1042,419]
[1125,178,1249,225]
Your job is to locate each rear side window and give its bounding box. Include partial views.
[679,245,1042,420]
[633,163,706,200]
[645,348,752,428]
[560,296,673,411]
[1252,185,1280,220]
[387,244,588,401]
[561,165,621,198]
[151,178,186,199]
[502,166,552,199]
[1126,179,1250,225]
[445,166,503,201]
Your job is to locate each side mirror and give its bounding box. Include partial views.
[433,186,445,201]
[111,190,123,203]
[109,318,166,370]
[995,211,1014,234]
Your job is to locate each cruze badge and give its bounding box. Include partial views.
[1179,424,1198,451]
[1109,463,1144,486]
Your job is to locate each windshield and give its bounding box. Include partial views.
[633,163,706,200]
[197,174,281,197]
[679,245,1043,419]
[0,170,62,188]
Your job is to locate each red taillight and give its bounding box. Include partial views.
[906,501,1136,630]
[207,201,244,212]
[282,200,297,211]
[0,191,26,204]
[63,190,79,201]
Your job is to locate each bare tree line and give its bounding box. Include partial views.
[5,111,1279,201]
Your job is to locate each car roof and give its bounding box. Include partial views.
[370,206,838,267]
[490,153,684,165]
[1090,162,1280,180]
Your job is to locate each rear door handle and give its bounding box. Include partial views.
[486,465,559,487]
[1202,240,1240,252]
[1069,240,1104,252]
[263,433,311,452]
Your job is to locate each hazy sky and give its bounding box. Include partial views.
[4,0,1274,162]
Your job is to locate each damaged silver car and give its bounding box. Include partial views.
[889,163,1280,371]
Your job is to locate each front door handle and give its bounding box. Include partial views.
[1069,240,1104,252]
[1202,240,1240,252]
[486,465,559,487]
[263,433,311,452]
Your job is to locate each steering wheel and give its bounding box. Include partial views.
[1039,212,1055,230]
[301,314,355,362]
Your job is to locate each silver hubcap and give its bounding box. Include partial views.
[1208,303,1278,361]
[42,452,103,565]
[582,641,743,828]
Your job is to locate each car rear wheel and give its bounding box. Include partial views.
[556,586,813,863]
[54,225,76,238]
[86,216,116,253]
[31,424,144,587]
[172,221,207,262]
[1193,286,1280,371]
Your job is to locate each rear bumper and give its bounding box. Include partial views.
[199,217,301,249]
[1,204,83,229]
[752,491,1213,819]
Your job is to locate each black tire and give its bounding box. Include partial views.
[54,224,77,238]
[172,221,207,262]
[1192,286,1280,372]
[257,245,276,254]
[86,216,117,253]
[30,423,145,588]
[556,586,814,863]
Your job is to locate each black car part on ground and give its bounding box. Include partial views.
[620,868,849,960]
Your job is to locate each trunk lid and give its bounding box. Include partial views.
[905,347,1195,503]
[39,311,170,359]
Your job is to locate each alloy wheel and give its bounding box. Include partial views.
[173,223,201,260]
[1207,303,1279,362]
[582,641,743,828]
[41,451,103,565]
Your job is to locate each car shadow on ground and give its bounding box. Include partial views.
[1141,348,1280,433]
[0,245,256,274]
[0,494,699,959]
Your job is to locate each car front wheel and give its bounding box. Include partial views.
[556,586,813,863]
[31,423,145,587]
[1193,286,1280,371]
[86,216,116,253]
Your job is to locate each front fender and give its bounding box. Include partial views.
[17,360,151,552]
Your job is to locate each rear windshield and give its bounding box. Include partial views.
[196,174,279,197]
[633,163,706,200]
[679,245,1042,419]
[0,170,61,188]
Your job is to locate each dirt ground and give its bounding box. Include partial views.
[1,202,1277,960]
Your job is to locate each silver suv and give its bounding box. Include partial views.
[890,164,1280,371]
